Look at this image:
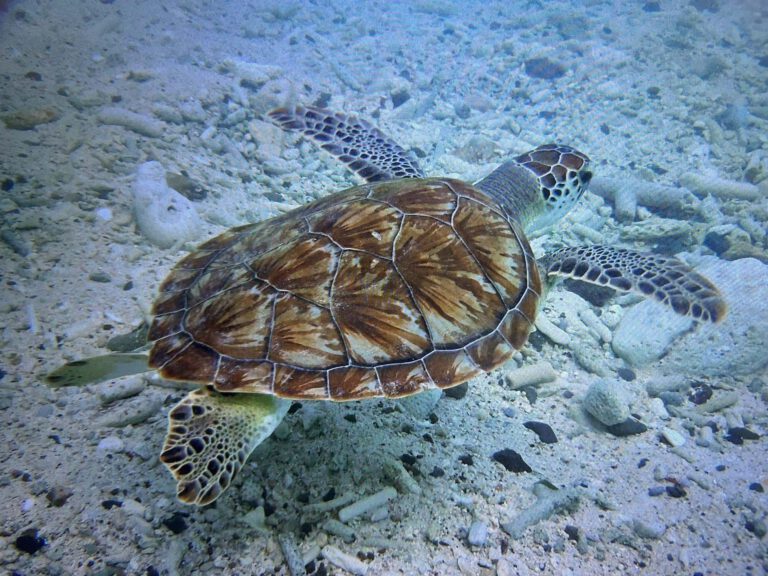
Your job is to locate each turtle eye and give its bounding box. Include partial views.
[580,170,593,184]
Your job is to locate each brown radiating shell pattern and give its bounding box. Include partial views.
[148,178,541,400]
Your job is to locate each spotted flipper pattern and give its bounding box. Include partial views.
[268,105,424,182]
[160,389,291,505]
[541,246,727,322]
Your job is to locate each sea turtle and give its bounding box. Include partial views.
[46,105,726,505]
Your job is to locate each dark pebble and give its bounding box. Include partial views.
[122,280,134,291]
[522,386,537,404]
[688,383,713,405]
[564,525,579,541]
[648,486,666,497]
[502,407,516,418]
[444,382,468,400]
[89,271,112,283]
[492,449,532,473]
[665,484,687,498]
[647,86,661,98]
[147,567,160,576]
[46,486,73,507]
[523,421,558,444]
[101,499,123,509]
[617,367,635,381]
[725,427,761,445]
[343,414,357,423]
[459,454,474,466]
[454,103,471,120]
[524,57,566,80]
[391,88,410,108]
[606,417,648,437]
[24,71,42,81]
[429,466,445,478]
[14,528,46,555]
[715,464,726,472]
[162,512,189,534]
[642,1,661,11]
[166,172,207,201]
[312,92,332,108]
[599,123,610,135]
[322,487,336,501]
[759,55,768,68]
[748,482,764,493]
[638,458,649,468]
[400,453,417,466]
[704,229,730,256]
[1,178,14,191]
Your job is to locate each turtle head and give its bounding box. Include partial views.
[515,144,592,233]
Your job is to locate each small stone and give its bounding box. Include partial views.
[605,417,648,437]
[665,484,687,498]
[444,382,468,400]
[745,518,767,538]
[391,88,410,108]
[633,518,666,539]
[583,379,630,426]
[617,368,636,381]
[15,528,46,554]
[642,1,661,12]
[523,421,558,444]
[661,427,687,447]
[688,383,713,405]
[46,486,73,507]
[454,103,471,119]
[724,427,761,445]
[467,521,488,546]
[492,449,532,473]
[524,57,566,80]
[162,512,189,534]
[648,486,665,497]
[2,108,60,130]
[88,271,112,283]
[97,436,124,453]
[748,482,764,493]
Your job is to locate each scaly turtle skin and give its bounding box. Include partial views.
[47,106,726,505]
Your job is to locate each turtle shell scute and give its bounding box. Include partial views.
[148,178,540,400]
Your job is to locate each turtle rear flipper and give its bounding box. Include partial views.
[45,353,150,388]
[160,389,290,505]
[268,105,424,182]
[541,246,726,323]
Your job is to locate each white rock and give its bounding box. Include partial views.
[614,257,768,375]
[467,520,488,546]
[661,427,686,447]
[612,300,693,367]
[132,161,203,249]
[97,435,125,453]
[660,257,768,376]
[583,379,630,426]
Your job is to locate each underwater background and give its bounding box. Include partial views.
[1,0,767,574]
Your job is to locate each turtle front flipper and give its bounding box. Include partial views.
[541,246,727,322]
[268,105,424,182]
[45,353,150,388]
[160,389,291,506]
